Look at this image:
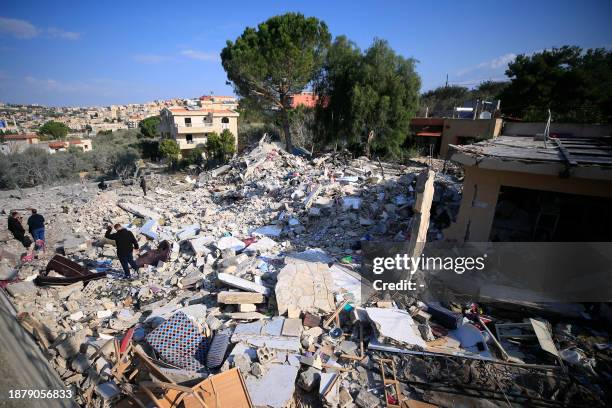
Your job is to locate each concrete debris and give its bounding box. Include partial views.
[275,262,335,316]
[218,272,271,295]
[246,364,299,408]
[0,138,606,408]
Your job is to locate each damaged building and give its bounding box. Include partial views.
[445,135,612,242]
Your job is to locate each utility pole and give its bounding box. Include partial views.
[445,74,448,87]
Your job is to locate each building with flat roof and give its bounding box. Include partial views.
[411,117,503,157]
[444,135,612,242]
[158,106,239,151]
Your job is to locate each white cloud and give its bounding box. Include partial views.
[0,16,80,40]
[456,53,517,77]
[0,16,38,39]
[47,27,80,40]
[133,54,172,64]
[180,49,219,61]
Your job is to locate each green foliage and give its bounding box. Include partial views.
[499,46,612,123]
[38,120,70,140]
[221,12,331,151]
[182,146,205,167]
[419,81,508,117]
[159,139,180,163]
[420,85,470,116]
[206,130,235,163]
[316,37,421,158]
[0,130,143,189]
[138,115,160,138]
[139,139,161,160]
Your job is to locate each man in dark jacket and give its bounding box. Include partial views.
[27,208,45,249]
[105,223,140,279]
[140,176,147,196]
[8,211,33,251]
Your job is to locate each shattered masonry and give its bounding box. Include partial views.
[0,137,609,408]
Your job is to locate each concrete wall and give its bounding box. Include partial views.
[175,133,208,150]
[439,118,502,158]
[444,166,612,242]
[503,122,612,138]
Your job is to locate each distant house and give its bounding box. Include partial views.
[199,95,238,111]
[43,138,92,153]
[158,106,239,151]
[0,133,40,154]
[289,91,324,109]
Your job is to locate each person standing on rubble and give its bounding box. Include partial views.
[105,223,140,279]
[7,211,34,258]
[140,176,147,196]
[27,208,45,250]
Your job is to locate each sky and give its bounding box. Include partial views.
[0,0,610,107]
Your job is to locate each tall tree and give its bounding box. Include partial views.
[316,38,420,157]
[420,85,469,117]
[499,46,612,123]
[314,36,362,148]
[138,116,160,138]
[38,120,70,140]
[221,13,331,152]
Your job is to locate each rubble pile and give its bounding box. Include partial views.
[0,138,609,407]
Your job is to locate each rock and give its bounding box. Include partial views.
[232,353,251,374]
[69,311,84,321]
[53,332,87,359]
[239,304,257,312]
[217,291,265,304]
[355,390,381,408]
[217,273,271,296]
[70,353,90,373]
[245,364,298,408]
[216,236,246,252]
[6,281,37,298]
[338,340,358,355]
[251,362,265,378]
[298,366,321,392]
[252,225,283,238]
[275,262,335,316]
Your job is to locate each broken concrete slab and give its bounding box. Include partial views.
[217,291,265,304]
[245,364,299,408]
[238,304,256,312]
[251,225,283,238]
[275,262,335,316]
[367,307,426,348]
[217,272,271,296]
[6,281,37,298]
[216,236,246,252]
[189,235,214,256]
[281,318,303,337]
[176,224,200,241]
[139,219,158,240]
[244,236,277,253]
[117,201,161,222]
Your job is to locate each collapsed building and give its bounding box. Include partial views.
[0,136,610,408]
